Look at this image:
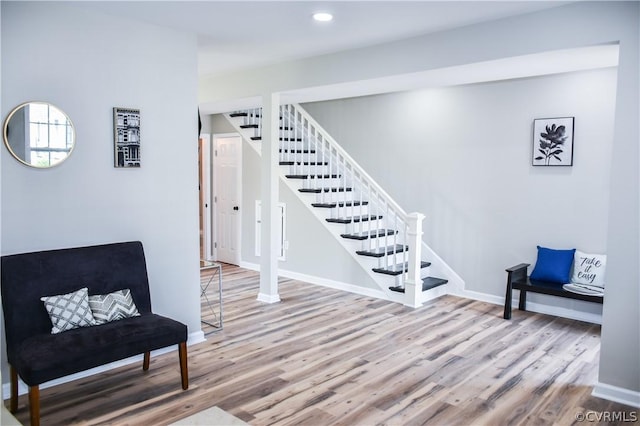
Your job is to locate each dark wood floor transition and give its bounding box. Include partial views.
[7,265,637,425]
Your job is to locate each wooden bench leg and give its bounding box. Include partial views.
[10,366,18,413]
[504,277,513,319]
[179,342,188,390]
[143,351,150,371]
[29,385,40,426]
[518,289,527,311]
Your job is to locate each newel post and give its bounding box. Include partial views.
[404,212,425,308]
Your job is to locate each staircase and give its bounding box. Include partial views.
[225,104,462,307]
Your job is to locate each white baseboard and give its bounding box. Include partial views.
[242,262,601,324]
[240,261,389,301]
[280,267,389,300]
[257,293,281,303]
[2,330,204,399]
[593,381,640,408]
[449,288,602,325]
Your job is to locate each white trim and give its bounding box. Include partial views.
[2,331,204,398]
[199,133,213,261]
[242,260,603,324]
[257,293,281,303]
[449,288,603,324]
[593,382,640,408]
[242,261,389,301]
[254,201,287,260]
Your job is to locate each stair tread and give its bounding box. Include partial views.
[299,187,352,193]
[280,149,316,153]
[280,161,328,166]
[286,174,339,179]
[341,229,396,240]
[326,215,382,224]
[372,261,431,275]
[252,136,302,141]
[229,113,281,118]
[312,201,369,208]
[356,244,407,257]
[389,277,448,293]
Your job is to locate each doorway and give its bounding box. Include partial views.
[212,133,242,265]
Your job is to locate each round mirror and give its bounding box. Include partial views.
[3,102,75,168]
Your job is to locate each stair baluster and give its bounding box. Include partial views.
[226,104,450,306]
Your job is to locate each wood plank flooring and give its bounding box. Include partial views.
[7,265,638,425]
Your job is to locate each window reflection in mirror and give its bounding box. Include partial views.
[3,102,75,168]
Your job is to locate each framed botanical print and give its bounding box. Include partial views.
[532,117,574,166]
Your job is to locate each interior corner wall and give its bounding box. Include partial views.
[0,1,201,382]
[303,67,618,313]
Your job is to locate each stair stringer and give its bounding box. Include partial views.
[420,242,464,303]
[279,174,412,305]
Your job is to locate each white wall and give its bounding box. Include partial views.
[1,1,201,380]
[201,1,639,397]
[303,67,617,314]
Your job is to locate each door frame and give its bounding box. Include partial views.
[212,132,243,265]
[199,134,213,261]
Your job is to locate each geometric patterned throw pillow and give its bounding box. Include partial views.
[40,287,96,334]
[88,289,140,325]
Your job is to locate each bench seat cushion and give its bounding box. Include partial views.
[11,313,187,386]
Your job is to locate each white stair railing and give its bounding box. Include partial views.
[231,104,427,304]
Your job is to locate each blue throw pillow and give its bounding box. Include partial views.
[530,246,576,284]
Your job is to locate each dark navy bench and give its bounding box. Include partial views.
[1,241,188,426]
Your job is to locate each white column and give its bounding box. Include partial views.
[257,93,281,303]
[403,212,425,308]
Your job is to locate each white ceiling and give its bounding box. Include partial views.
[71,0,619,113]
[73,1,574,77]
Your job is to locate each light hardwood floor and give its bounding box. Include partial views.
[7,265,638,425]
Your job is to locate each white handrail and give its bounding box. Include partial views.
[289,103,409,221]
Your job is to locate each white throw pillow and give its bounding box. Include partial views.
[40,287,96,334]
[571,250,606,288]
[89,289,140,325]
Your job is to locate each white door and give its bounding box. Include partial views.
[214,134,242,265]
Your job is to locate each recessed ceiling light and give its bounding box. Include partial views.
[313,12,333,22]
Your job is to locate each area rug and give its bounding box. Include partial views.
[169,406,249,426]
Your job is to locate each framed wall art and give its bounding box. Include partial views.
[113,107,141,168]
[532,116,574,166]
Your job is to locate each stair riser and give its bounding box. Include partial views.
[327,205,372,218]
[308,192,364,203]
[360,240,406,257]
[342,219,386,233]
[247,130,296,138]
[278,152,318,162]
[300,178,346,188]
[285,164,332,175]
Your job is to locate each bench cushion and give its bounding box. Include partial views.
[11,313,187,386]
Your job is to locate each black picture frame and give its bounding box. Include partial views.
[113,107,141,168]
[532,117,574,166]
